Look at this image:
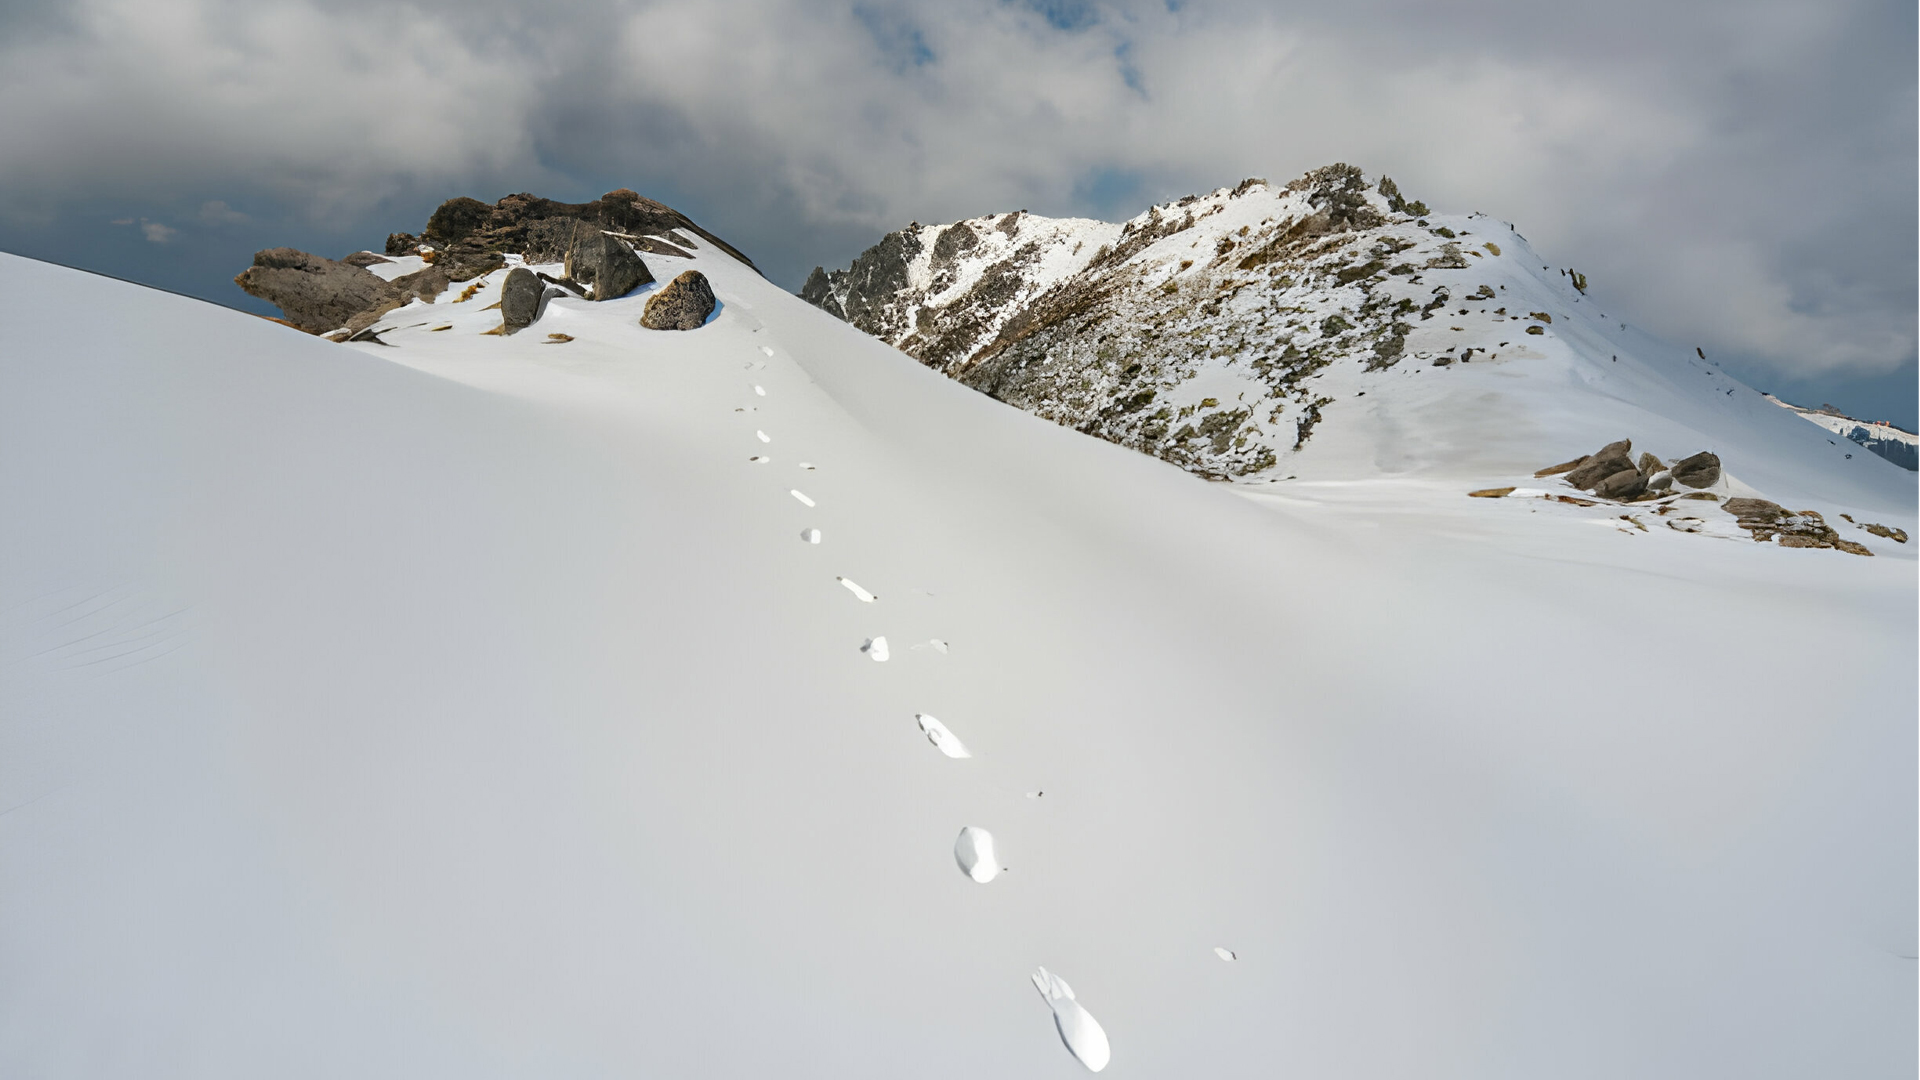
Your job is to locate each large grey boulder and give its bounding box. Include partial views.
[234,247,404,334]
[501,267,544,330]
[1669,451,1722,488]
[565,225,653,300]
[641,270,717,330]
[1564,438,1634,490]
[1593,468,1648,501]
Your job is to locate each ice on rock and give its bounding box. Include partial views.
[861,636,889,662]
[954,826,998,883]
[1030,967,1111,1072]
[800,528,821,544]
[915,714,970,758]
[836,577,877,603]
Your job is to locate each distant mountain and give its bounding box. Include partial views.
[800,166,1914,506]
[1764,394,1917,470]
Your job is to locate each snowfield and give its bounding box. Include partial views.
[1,236,1913,1078]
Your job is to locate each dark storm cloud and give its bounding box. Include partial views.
[0,0,1911,419]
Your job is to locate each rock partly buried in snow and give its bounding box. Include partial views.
[342,251,390,268]
[234,248,405,335]
[1722,498,1871,555]
[1031,967,1111,1072]
[642,270,717,330]
[1593,468,1648,502]
[389,266,450,306]
[915,714,971,758]
[953,826,998,883]
[1563,440,1635,490]
[565,226,653,301]
[1669,451,1722,489]
[500,267,544,330]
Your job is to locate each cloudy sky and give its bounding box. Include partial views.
[2,0,1913,424]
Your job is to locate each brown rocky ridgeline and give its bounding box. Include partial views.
[235,189,745,338]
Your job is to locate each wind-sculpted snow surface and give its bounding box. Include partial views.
[0,228,1913,1080]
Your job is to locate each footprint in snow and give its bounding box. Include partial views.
[861,636,889,662]
[790,490,815,507]
[915,714,970,758]
[836,577,877,603]
[800,528,821,544]
[1214,947,1238,962]
[749,456,771,464]
[756,430,771,443]
[910,639,950,654]
[1030,967,1110,1072]
[954,826,999,882]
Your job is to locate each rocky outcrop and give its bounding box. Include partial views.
[1538,440,1730,504]
[411,189,756,272]
[342,251,390,268]
[641,271,717,330]
[500,268,545,330]
[385,232,420,256]
[1722,499,1871,555]
[565,226,653,301]
[234,248,406,334]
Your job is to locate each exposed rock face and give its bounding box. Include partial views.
[1669,451,1721,488]
[414,189,756,272]
[389,266,450,305]
[234,248,404,334]
[641,271,717,330]
[342,251,390,268]
[385,232,420,256]
[565,226,653,300]
[500,268,544,330]
[798,165,1527,479]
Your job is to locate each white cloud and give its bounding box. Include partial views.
[140,220,177,242]
[197,200,248,225]
[0,0,1910,386]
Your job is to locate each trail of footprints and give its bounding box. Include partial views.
[732,338,1237,1072]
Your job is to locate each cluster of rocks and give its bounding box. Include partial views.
[1535,439,1720,501]
[235,190,734,338]
[1722,499,1872,556]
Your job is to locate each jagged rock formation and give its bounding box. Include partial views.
[234,248,406,334]
[642,270,717,330]
[802,166,1515,478]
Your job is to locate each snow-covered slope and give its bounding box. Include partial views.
[1767,394,1919,471]
[802,167,1917,518]
[2,237,1914,1080]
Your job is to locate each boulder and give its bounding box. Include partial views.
[1669,451,1721,489]
[385,232,420,256]
[565,225,653,300]
[234,247,404,334]
[1593,468,1647,501]
[1646,470,1674,492]
[1637,452,1664,474]
[389,266,450,305]
[1534,455,1588,478]
[642,270,717,330]
[342,251,391,268]
[1564,439,1634,489]
[500,267,545,330]
[434,244,507,284]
